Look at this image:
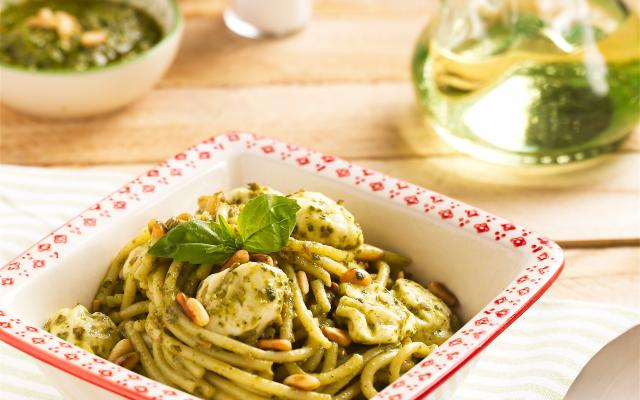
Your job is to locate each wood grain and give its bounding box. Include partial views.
[1,85,638,165]
[546,247,640,309]
[0,84,421,164]
[162,15,425,87]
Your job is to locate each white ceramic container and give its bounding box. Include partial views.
[224,0,312,38]
[0,0,183,118]
[0,133,564,399]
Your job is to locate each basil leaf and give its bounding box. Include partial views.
[148,194,300,263]
[153,243,237,265]
[212,216,241,247]
[238,194,300,253]
[149,219,238,264]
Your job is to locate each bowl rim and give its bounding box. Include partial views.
[0,0,183,75]
[0,132,565,400]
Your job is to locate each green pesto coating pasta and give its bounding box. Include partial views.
[321,342,338,372]
[163,342,206,379]
[124,322,167,384]
[302,347,325,372]
[285,354,363,387]
[288,254,332,287]
[321,374,357,396]
[312,255,348,277]
[279,294,295,342]
[198,342,274,372]
[77,188,460,400]
[334,380,362,400]
[162,334,331,400]
[110,300,149,323]
[96,228,149,299]
[374,260,390,287]
[283,362,304,375]
[285,238,351,262]
[133,253,155,290]
[389,342,434,382]
[174,311,317,362]
[205,373,268,400]
[183,263,214,296]
[120,276,137,310]
[380,249,411,268]
[212,388,236,400]
[360,349,399,398]
[311,279,332,313]
[283,264,332,349]
[313,354,363,385]
[152,340,199,393]
[103,294,123,307]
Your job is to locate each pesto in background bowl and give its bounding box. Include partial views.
[0,0,183,118]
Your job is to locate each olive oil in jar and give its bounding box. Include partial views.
[412,0,640,164]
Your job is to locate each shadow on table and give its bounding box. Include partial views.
[395,106,636,190]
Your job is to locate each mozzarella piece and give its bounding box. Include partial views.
[196,262,290,339]
[226,184,283,205]
[335,282,417,344]
[393,278,455,345]
[120,245,148,280]
[288,191,363,249]
[43,304,119,358]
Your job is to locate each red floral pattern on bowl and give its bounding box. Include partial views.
[0,133,563,400]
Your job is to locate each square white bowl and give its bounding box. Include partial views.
[0,132,564,400]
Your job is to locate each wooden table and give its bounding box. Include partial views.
[1,0,638,308]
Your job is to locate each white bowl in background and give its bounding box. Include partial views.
[0,133,564,399]
[0,0,183,118]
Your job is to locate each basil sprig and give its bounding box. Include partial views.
[149,194,300,264]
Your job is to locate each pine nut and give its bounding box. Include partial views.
[176,213,193,222]
[257,338,292,351]
[27,8,56,29]
[283,374,321,391]
[91,299,102,312]
[250,253,274,265]
[176,292,210,326]
[80,30,107,47]
[175,292,188,309]
[55,11,80,40]
[187,297,210,327]
[330,282,340,294]
[221,249,250,270]
[321,326,351,347]
[199,193,224,214]
[355,244,384,262]
[427,281,458,307]
[114,351,140,370]
[340,268,371,286]
[147,219,165,240]
[296,270,309,295]
[108,338,134,362]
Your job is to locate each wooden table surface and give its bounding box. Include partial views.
[0,0,638,308]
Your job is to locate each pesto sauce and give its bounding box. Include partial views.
[0,0,162,71]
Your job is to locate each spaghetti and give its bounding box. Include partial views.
[45,185,459,400]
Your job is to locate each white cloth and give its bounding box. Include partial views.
[1,165,638,400]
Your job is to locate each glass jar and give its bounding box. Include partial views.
[412,0,640,165]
